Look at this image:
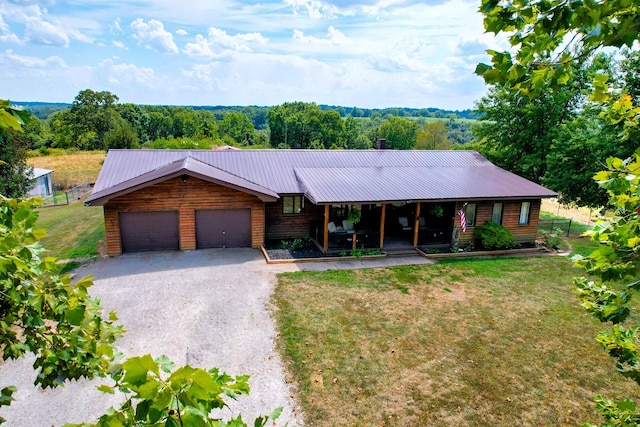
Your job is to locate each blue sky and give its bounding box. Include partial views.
[0,0,505,110]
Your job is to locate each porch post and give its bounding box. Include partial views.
[379,203,386,249]
[413,202,421,247]
[323,204,329,253]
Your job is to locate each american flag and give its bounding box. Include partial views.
[458,208,466,233]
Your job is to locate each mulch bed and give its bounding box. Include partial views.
[263,241,326,260]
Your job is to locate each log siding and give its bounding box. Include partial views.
[265,196,324,240]
[455,199,540,246]
[104,177,265,256]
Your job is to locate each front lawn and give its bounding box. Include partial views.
[273,257,637,426]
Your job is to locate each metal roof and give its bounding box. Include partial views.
[87,155,278,205]
[87,149,557,205]
[31,168,53,179]
[295,166,556,204]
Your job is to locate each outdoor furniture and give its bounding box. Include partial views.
[398,216,412,232]
[328,221,338,234]
[342,220,355,233]
[418,217,427,229]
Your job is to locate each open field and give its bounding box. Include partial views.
[273,255,635,426]
[541,198,597,226]
[28,150,106,189]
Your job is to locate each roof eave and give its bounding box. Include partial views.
[309,193,558,205]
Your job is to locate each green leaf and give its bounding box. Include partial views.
[65,306,86,326]
[122,355,158,387]
[97,384,114,394]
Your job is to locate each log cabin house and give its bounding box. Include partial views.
[85,148,557,256]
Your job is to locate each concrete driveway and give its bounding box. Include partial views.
[0,249,302,426]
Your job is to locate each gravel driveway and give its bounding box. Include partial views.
[0,249,302,426]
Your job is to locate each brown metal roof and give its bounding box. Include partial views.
[295,166,556,204]
[87,149,557,205]
[87,156,278,205]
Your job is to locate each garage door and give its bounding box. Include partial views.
[119,211,179,253]
[196,209,251,249]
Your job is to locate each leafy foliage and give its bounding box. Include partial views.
[0,100,34,131]
[66,354,282,427]
[0,197,123,390]
[378,116,418,150]
[0,127,33,198]
[572,146,640,424]
[473,221,517,250]
[476,0,640,98]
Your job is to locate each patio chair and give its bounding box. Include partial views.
[342,220,355,233]
[418,217,427,229]
[398,216,412,232]
[328,221,338,234]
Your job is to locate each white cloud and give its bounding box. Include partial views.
[285,0,340,18]
[293,26,350,45]
[0,49,66,69]
[0,15,21,43]
[176,28,188,36]
[100,58,155,86]
[130,18,178,54]
[0,2,93,47]
[110,18,123,35]
[182,27,267,59]
[112,40,127,50]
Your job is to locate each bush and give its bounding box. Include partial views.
[540,227,564,249]
[474,221,517,250]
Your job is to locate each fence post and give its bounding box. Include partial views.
[567,219,572,237]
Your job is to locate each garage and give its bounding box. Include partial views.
[196,209,251,248]
[119,211,179,253]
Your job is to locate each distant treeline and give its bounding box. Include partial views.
[13,91,478,152]
[16,101,476,123]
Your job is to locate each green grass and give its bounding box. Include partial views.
[274,256,638,426]
[36,199,104,259]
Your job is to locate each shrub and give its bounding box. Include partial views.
[474,221,517,250]
[540,227,564,249]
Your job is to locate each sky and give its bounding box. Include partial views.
[0,0,507,110]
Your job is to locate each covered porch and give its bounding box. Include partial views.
[311,201,457,253]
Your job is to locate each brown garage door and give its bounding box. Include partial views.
[119,211,179,253]
[196,209,251,249]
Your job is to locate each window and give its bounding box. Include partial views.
[283,195,304,214]
[492,202,503,224]
[519,201,531,225]
[465,203,477,227]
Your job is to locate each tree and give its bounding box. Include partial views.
[378,116,418,150]
[0,197,123,422]
[219,112,256,146]
[0,129,32,198]
[0,101,35,198]
[476,0,640,424]
[473,84,573,182]
[415,121,450,150]
[475,0,640,97]
[105,123,140,149]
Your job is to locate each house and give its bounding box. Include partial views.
[29,168,54,198]
[85,149,557,256]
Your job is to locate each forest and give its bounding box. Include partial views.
[13,96,476,151]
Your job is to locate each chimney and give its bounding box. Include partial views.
[377,138,387,150]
